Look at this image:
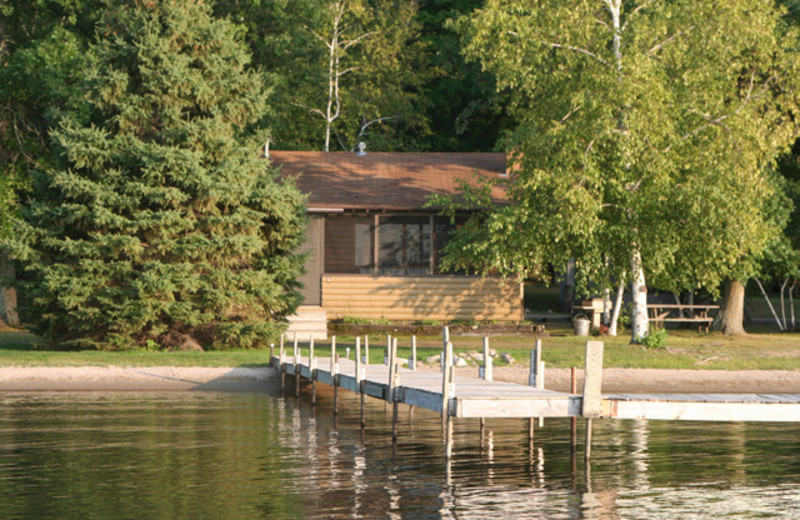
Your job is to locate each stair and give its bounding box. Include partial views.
[285,306,328,341]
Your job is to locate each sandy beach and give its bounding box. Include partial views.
[0,364,799,393]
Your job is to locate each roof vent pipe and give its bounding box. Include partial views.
[356,141,367,156]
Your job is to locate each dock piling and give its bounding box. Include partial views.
[364,335,369,365]
[480,337,492,381]
[279,334,286,393]
[410,335,417,370]
[570,367,577,450]
[582,341,605,459]
[310,338,316,405]
[293,335,300,398]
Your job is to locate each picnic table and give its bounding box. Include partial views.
[647,304,719,333]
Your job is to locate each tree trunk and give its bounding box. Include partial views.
[0,253,19,327]
[712,279,746,335]
[630,248,649,342]
[608,279,625,336]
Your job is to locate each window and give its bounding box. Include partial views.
[378,216,431,275]
[324,214,458,275]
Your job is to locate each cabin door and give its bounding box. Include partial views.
[298,216,324,305]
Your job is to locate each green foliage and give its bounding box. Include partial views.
[3,0,307,350]
[216,0,430,151]
[637,329,669,350]
[445,0,800,300]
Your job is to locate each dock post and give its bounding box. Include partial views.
[441,326,450,374]
[385,334,392,364]
[279,334,286,393]
[355,336,362,394]
[480,337,492,381]
[571,367,577,450]
[354,334,366,431]
[330,337,338,415]
[582,341,604,459]
[441,341,454,419]
[364,335,369,365]
[528,340,543,440]
[390,338,400,441]
[410,335,417,370]
[270,343,274,361]
[310,338,316,406]
[293,335,300,398]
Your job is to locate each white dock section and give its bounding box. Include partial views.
[273,354,800,423]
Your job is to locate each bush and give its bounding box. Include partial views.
[638,328,668,349]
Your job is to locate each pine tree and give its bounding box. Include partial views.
[4,0,306,350]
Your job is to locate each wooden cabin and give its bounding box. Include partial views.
[271,151,523,326]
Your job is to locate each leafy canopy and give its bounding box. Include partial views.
[444,0,800,297]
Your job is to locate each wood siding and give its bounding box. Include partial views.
[321,274,523,322]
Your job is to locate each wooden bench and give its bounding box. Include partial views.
[647,304,719,334]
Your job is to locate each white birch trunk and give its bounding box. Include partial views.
[630,247,649,341]
[608,278,625,336]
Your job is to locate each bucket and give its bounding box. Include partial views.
[573,315,590,336]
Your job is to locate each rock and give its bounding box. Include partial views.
[455,357,468,367]
[470,353,484,363]
[499,353,515,365]
[490,348,498,357]
[426,354,442,365]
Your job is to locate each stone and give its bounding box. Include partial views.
[455,357,468,367]
[425,354,442,365]
[499,353,515,365]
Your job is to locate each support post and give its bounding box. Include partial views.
[355,336,362,394]
[310,338,316,406]
[364,335,369,365]
[571,366,577,450]
[294,335,300,398]
[582,341,604,418]
[389,337,400,440]
[333,353,340,416]
[441,341,455,418]
[330,337,338,415]
[582,341,604,459]
[480,337,492,381]
[441,326,449,374]
[410,335,417,370]
[279,334,286,393]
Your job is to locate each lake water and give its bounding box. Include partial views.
[1,386,799,519]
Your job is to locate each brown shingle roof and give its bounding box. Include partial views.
[270,151,508,211]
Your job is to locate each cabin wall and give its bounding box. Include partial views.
[321,274,523,322]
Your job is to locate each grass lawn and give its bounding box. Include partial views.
[2,327,800,371]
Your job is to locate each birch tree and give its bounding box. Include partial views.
[449,0,800,342]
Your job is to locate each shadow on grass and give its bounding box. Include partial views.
[0,329,41,351]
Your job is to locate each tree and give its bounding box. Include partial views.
[448,0,800,342]
[0,0,98,326]
[216,0,429,152]
[416,0,512,152]
[2,0,307,349]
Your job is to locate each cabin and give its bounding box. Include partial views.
[270,151,523,338]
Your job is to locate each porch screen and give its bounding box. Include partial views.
[378,216,431,275]
[324,214,457,275]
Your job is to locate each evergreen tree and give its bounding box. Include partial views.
[3,0,306,350]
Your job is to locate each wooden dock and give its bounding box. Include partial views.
[271,333,800,457]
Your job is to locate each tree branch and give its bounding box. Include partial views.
[647,26,696,56]
[548,42,609,65]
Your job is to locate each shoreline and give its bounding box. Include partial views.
[0,365,799,393]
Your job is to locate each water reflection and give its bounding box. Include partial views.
[1,388,799,520]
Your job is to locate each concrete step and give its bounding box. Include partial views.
[286,307,328,341]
